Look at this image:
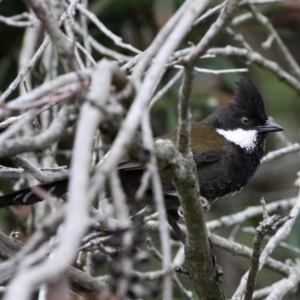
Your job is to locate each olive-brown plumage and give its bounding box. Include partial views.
[0,80,283,242]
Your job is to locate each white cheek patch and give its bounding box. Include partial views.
[216,128,258,150]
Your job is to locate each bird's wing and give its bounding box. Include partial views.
[118,150,221,171]
[192,151,221,166]
[189,123,224,166]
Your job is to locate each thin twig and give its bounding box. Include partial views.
[244,199,292,300]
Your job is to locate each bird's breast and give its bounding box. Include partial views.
[197,143,262,203]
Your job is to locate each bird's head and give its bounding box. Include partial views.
[211,79,283,151]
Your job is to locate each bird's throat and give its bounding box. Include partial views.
[216,128,258,150]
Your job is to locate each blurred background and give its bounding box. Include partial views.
[0,0,300,298]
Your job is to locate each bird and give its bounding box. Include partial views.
[0,79,283,243]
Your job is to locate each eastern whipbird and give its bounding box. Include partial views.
[0,80,283,242]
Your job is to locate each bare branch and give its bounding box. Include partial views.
[0,106,75,157]
[262,143,300,163]
[76,4,141,55]
[141,113,173,299]
[0,1,77,104]
[244,199,292,300]
[259,192,300,271]
[207,197,297,231]
[247,2,300,80]
[208,46,300,92]
[24,0,79,72]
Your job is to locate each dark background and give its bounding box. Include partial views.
[0,0,299,298]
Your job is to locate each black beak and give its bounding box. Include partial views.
[257,120,283,133]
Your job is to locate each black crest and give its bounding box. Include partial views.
[234,79,267,120]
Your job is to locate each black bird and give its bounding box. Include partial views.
[0,80,283,242]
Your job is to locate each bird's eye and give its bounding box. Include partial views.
[241,117,251,125]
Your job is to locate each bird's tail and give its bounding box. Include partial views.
[0,178,69,208]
